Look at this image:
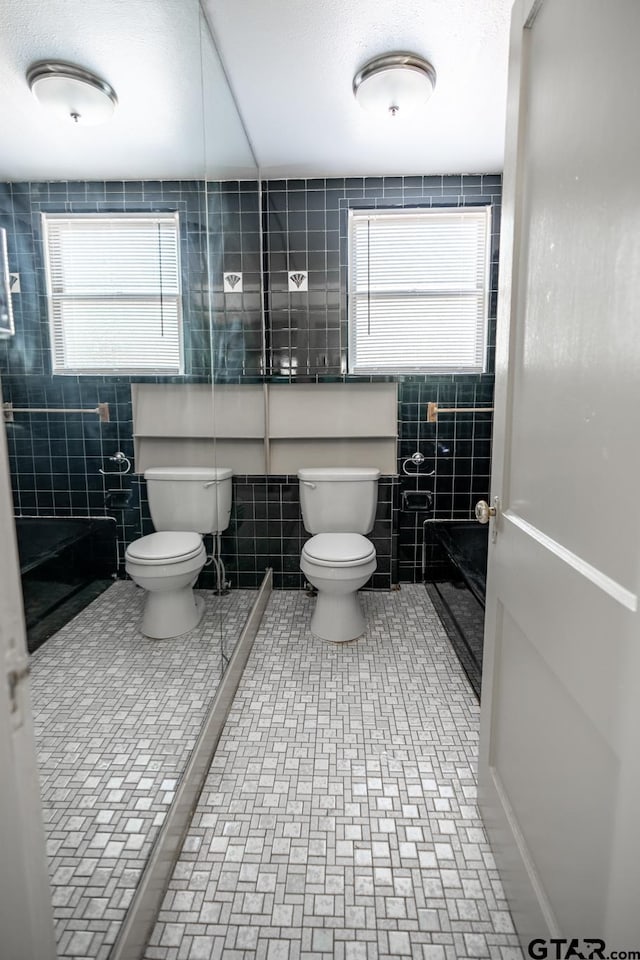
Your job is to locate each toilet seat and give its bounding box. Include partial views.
[126,531,204,565]
[302,533,375,567]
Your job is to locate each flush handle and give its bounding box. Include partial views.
[302,481,316,489]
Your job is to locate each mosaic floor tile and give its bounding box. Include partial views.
[145,586,523,960]
[30,581,255,960]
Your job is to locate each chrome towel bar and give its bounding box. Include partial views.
[426,401,493,423]
[3,401,110,423]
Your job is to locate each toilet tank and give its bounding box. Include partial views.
[298,467,380,534]
[144,467,233,534]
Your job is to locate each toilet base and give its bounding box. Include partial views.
[310,590,366,643]
[141,589,205,640]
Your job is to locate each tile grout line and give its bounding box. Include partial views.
[143,586,523,960]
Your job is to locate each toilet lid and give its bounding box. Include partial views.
[303,533,375,564]
[126,531,204,563]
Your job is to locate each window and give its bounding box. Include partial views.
[42,212,183,375]
[348,206,491,375]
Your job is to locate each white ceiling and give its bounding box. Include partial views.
[0,0,512,182]
[0,0,256,181]
[207,0,513,178]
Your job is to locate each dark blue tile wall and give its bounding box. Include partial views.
[136,474,398,591]
[0,179,262,570]
[0,174,501,587]
[262,175,501,581]
[224,475,398,591]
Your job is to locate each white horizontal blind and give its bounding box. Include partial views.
[348,207,491,374]
[42,213,183,374]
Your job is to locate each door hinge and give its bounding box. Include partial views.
[6,659,31,724]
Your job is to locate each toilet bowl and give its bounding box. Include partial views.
[125,531,207,639]
[298,466,380,642]
[300,532,377,643]
[125,466,233,640]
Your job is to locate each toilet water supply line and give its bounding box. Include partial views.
[205,532,228,594]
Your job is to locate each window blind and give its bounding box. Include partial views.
[348,207,491,374]
[42,213,183,374]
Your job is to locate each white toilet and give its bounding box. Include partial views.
[125,466,232,639]
[298,467,380,643]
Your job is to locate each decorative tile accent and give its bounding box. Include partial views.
[145,585,522,960]
[30,581,256,959]
[224,271,243,293]
[287,270,308,292]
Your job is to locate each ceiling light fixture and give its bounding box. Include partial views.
[27,61,118,126]
[353,52,436,118]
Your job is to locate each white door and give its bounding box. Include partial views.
[479,0,640,950]
[0,382,56,959]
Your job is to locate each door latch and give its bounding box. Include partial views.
[475,496,500,542]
